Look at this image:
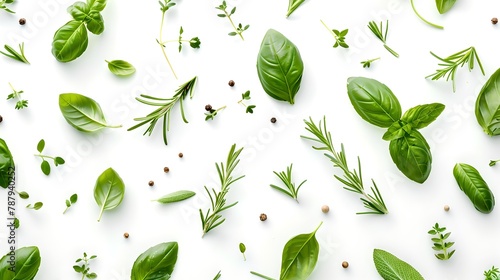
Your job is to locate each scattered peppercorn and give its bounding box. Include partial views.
[228,80,235,87]
[124,232,129,238]
[164,167,170,173]
[148,180,154,187]
[321,205,330,213]
[342,261,349,268]
[19,18,26,25]
[444,205,450,211]
[492,17,498,24]
[259,213,267,221]
[178,152,183,158]
[270,117,277,123]
[205,104,213,111]
[0,115,3,123]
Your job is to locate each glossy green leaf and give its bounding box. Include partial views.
[131,242,178,280]
[41,160,51,175]
[401,103,445,129]
[0,139,15,189]
[153,190,195,204]
[84,11,104,35]
[0,246,41,280]
[389,130,432,183]
[279,222,322,280]
[52,20,88,62]
[87,0,106,12]
[67,2,89,21]
[453,163,495,213]
[382,121,411,141]
[373,249,425,280]
[239,243,246,253]
[18,191,29,199]
[70,193,78,204]
[94,167,125,222]
[475,68,500,136]
[36,139,45,153]
[347,77,402,128]
[436,0,456,14]
[286,0,305,17]
[59,93,121,133]
[54,157,65,166]
[257,29,304,105]
[106,60,136,76]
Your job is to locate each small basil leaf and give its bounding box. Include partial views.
[106,60,136,77]
[153,190,196,204]
[87,0,106,12]
[0,246,41,280]
[94,167,125,222]
[436,0,457,14]
[67,2,89,21]
[382,121,407,141]
[85,11,104,35]
[401,103,445,129]
[389,130,432,183]
[51,20,88,62]
[453,163,495,213]
[475,68,500,136]
[286,0,305,17]
[131,242,178,280]
[0,138,14,189]
[373,249,425,280]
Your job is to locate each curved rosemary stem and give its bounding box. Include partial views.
[410,0,444,29]
[159,11,178,79]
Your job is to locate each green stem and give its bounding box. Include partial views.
[8,82,20,101]
[159,11,178,79]
[63,206,70,214]
[225,10,244,41]
[250,271,276,280]
[97,206,105,222]
[410,0,444,29]
[34,154,55,160]
[106,124,123,129]
[320,19,336,39]
[81,273,85,280]
[383,44,399,58]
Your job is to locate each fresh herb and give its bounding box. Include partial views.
[94,167,125,222]
[205,105,226,121]
[152,190,196,204]
[453,163,494,213]
[7,82,28,110]
[475,68,500,135]
[131,242,178,280]
[35,139,65,176]
[213,271,222,280]
[59,93,122,132]
[426,46,484,92]
[26,202,43,210]
[63,193,78,214]
[157,0,177,79]
[373,249,424,280]
[128,76,197,145]
[257,29,304,105]
[410,0,443,29]
[320,20,348,48]
[251,222,322,280]
[436,0,457,14]
[485,266,500,280]
[199,144,244,237]
[286,0,305,18]
[270,163,306,203]
[0,0,15,13]
[490,159,500,166]
[367,20,399,57]
[105,60,136,77]
[175,26,201,52]
[239,243,246,261]
[238,90,256,114]
[0,246,41,279]
[17,190,29,199]
[302,117,389,214]
[73,252,97,279]
[0,138,14,188]
[13,217,19,228]
[215,1,249,40]
[428,222,455,260]
[361,57,380,68]
[0,43,29,64]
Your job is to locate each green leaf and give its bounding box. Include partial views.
[0,139,15,189]
[257,29,304,105]
[70,193,78,204]
[436,0,456,14]
[13,217,19,229]
[373,249,425,280]
[87,272,98,279]
[41,160,51,175]
[401,103,445,129]
[286,0,305,17]
[246,105,256,114]
[279,222,322,280]
[18,191,29,199]
[382,121,408,141]
[87,0,106,12]
[453,163,495,213]
[475,68,500,136]
[94,167,125,222]
[59,93,121,132]
[0,246,41,280]
[36,139,45,153]
[84,11,105,35]
[347,77,402,128]
[131,242,178,280]
[67,2,89,21]
[66,199,71,207]
[54,157,65,165]
[239,243,246,253]
[389,130,432,183]
[51,20,88,62]
[105,60,136,77]
[153,190,196,204]
[73,265,83,273]
[33,202,43,210]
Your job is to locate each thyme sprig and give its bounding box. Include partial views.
[320,20,348,48]
[215,0,249,40]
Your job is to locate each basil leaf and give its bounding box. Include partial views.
[436,0,457,14]
[286,0,305,17]
[67,2,89,21]
[347,77,402,128]
[51,20,88,62]
[453,163,495,213]
[475,68,500,136]
[94,167,125,222]
[131,242,178,280]
[153,190,196,204]
[382,121,411,141]
[106,60,136,76]
[85,11,104,35]
[0,139,15,189]
[0,246,41,280]
[87,0,106,12]
[389,130,432,183]
[279,222,322,280]
[401,103,445,129]
[59,93,121,132]
[373,249,425,280]
[257,29,304,105]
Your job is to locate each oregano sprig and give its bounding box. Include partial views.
[7,82,28,110]
[270,163,307,202]
[320,20,348,48]
[238,90,256,114]
[361,57,380,68]
[34,139,65,175]
[367,20,399,58]
[0,43,29,64]
[73,252,97,279]
[215,0,249,40]
[428,222,455,260]
[63,194,78,214]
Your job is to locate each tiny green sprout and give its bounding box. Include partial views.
[361,57,380,68]
[34,139,65,175]
[238,90,256,114]
[63,193,78,214]
[26,202,43,210]
[490,159,500,167]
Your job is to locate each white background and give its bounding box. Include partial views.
[1,0,500,279]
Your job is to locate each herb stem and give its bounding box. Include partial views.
[410,0,443,29]
[34,154,55,160]
[320,20,335,37]
[159,11,178,80]
[250,271,276,280]
[225,10,244,40]
[383,45,399,58]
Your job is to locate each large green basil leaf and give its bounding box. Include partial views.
[475,68,500,136]
[401,103,445,129]
[373,249,425,280]
[286,0,305,17]
[436,0,456,14]
[87,0,106,12]
[389,130,432,183]
[347,77,402,128]
[51,20,88,62]
[0,139,14,189]
[257,29,304,105]
[94,167,125,222]
[131,242,178,280]
[85,11,104,35]
[59,93,120,132]
[67,2,89,21]
[453,163,495,213]
[0,246,41,280]
[279,222,322,280]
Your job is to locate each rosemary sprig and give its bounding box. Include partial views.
[301,116,389,215]
[7,82,28,110]
[215,0,249,40]
[428,222,455,260]
[361,57,380,68]
[410,0,443,29]
[367,20,399,58]
[157,0,177,79]
[199,144,244,237]
[128,76,197,145]
[425,46,485,92]
[320,20,348,48]
[0,0,15,14]
[213,270,222,280]
[484,266,500,280]
[0,43,30,64]
[270,163,307,202]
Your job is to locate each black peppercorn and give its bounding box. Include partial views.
[0,115,3,123]
[124,232,129,238]
[178,152,183,158]
[164,167,170,173]
[259,213,267,221]
[19,18,26,25]
[205,104,213,111]
[148,180,154,187]
[270,117,277,123]
[492,17,498,24]
[228,80,235,87]
[342,261,349,268]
